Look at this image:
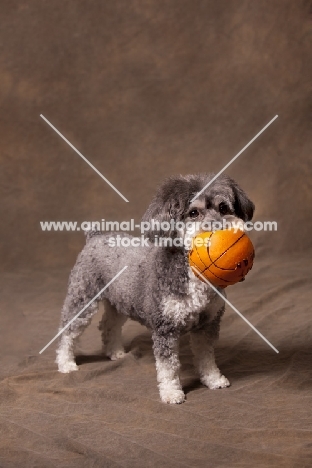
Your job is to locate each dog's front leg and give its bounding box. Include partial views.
[152,332,185,404]
[190,308,230,390]
[190,330,230,389]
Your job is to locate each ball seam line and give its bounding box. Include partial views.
[209,231,246,266]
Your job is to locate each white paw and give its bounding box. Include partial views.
[202,374,230,389]
[57,361,79,373]
[160,388,186,404]
[107,349,126,361]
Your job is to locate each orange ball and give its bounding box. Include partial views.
[189,229,255,288]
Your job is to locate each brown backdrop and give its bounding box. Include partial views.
[1,1,312,467]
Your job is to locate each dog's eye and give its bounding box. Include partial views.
[219,202,230,215]
[189,209,200,219]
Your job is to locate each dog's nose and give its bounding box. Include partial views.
[203,212,223,227]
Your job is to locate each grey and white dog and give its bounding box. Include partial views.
[56,173,254,404]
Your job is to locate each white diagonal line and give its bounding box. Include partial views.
[191,115,278,202]
[39,266,128,354]
[40,114,129,202]
[191,266,279,353]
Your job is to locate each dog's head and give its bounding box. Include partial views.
[141,173,255,249]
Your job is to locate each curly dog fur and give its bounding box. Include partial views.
[56,173,254,404]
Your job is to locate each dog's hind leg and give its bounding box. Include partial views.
[56,299,99,373]
[99,299,127,360]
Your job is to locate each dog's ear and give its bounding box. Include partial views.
[230,179,255,221]
[142,175,199,240]
[141,199,176,240]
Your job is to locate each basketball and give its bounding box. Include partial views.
[189,229,255,288]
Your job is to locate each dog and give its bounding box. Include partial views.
[56,173,254,404]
